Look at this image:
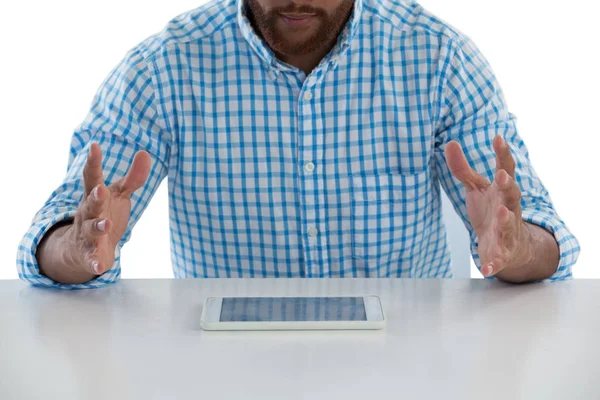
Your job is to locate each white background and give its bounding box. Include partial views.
[0,0,597,280]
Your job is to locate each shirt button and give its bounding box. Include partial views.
[304,161,315,173]
[303,91,313,101]
[308,226,319,237]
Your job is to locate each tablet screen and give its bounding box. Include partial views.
[220,297,367,322]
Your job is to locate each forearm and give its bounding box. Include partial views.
[36,221,96,285]
[495,222,560,284]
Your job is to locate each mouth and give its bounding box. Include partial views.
[279,13,317,27]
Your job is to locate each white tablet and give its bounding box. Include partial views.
[200,296,385,331]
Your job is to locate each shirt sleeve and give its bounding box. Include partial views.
[16,44,170,289]
[432,35,580,280]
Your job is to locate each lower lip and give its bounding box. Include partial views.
[280,15,316,28]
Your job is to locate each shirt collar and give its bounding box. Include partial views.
[237,0,364,72]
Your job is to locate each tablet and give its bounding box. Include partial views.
[200,296,385,331]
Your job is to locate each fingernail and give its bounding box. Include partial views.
[97,219,106,232]
[91,260,100,274]
[484,263,494,276]
[92,186,99,200]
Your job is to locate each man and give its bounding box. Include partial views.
[17,0,579,289]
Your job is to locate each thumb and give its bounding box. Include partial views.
[445,141,490,191]
[118,150,151,196]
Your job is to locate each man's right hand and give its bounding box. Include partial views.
[64,143,151,276]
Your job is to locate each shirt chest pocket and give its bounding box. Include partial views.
[350,170,430,264]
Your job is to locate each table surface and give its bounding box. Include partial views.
[1,278,599,400]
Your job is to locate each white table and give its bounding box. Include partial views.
[1,278,599,400]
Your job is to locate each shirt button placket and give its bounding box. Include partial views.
[300,83,320,277]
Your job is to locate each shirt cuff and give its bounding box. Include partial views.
[521,208,580,281]
[16,208,121,289]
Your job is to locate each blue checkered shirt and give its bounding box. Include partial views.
[17,0,580,288]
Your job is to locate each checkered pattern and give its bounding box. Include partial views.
[17,0,579,288]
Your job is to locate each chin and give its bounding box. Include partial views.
[271,36,319,55]
[275,44,316,57]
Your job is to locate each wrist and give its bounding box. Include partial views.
[496,221,558,283]
[511,221,536,269]
[59,224,84,272]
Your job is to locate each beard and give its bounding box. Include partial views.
[246,0,354,57]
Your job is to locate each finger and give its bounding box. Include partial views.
[83,143,105,197]
[76,240,102,275]
[81,218,112,275]
[83,235,113,276]
[497,204,515,236]
[445,141,491,191]
[84,250,104,276]
[493,135,516,179]
[482,255,509,278]
[112,151,151,196]
[81,217,112,240]
[82,184,109,220]
[481,205,515,277]
[495,169,522,216]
